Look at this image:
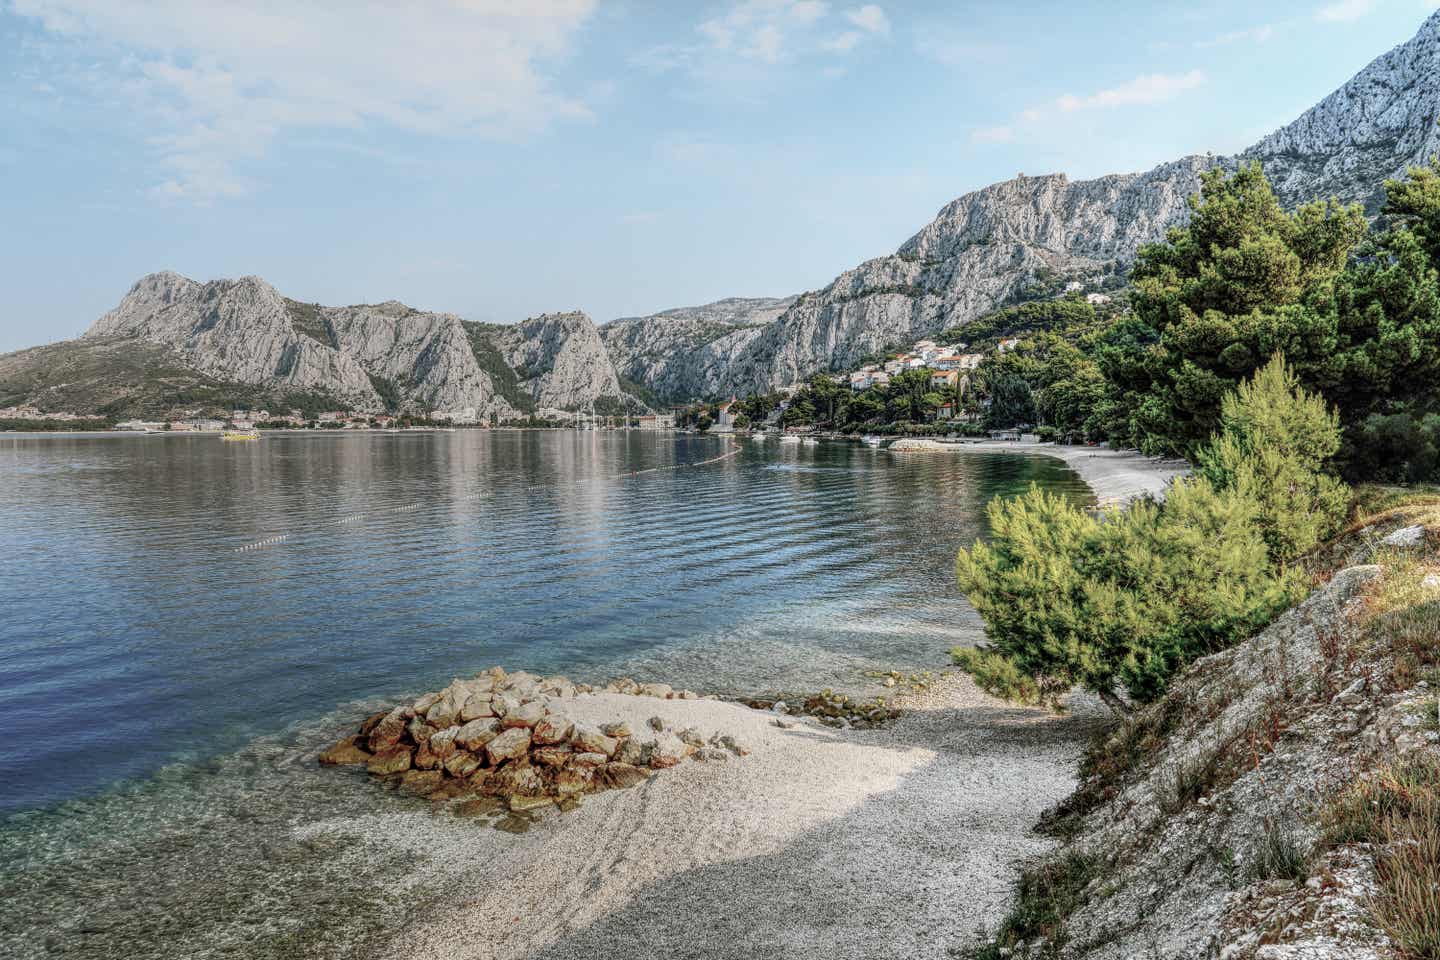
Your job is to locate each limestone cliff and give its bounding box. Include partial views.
[614,10,1440,397]
[600,297,795,403]
[73,274,629,419]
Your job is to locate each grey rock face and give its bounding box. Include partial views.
[493,312,626,413]
[1245,9,1440,209]
[612,11,1440,398]
[601,297,796,403]
[80,274,631,418]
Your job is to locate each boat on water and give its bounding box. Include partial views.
[862,436,884,448]
[801,437,820,446]
[779,435,801,444]
[221,429,261,441]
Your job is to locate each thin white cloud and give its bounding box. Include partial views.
[844,5,890,36]
[1314,0,1378,22]
[1056,70,1207,111]
[821,31,864,53]
[649,0,887,72]
[1195,24,1275,47]
[972,70,1207,147]
[11,0,597,202]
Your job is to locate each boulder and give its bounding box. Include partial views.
[407,718,439,745]
[358,710,389,736]
[615,738,652,766]
[554,767,594,795]
[486,727,532,765]
[444,751,482,779]
[646,716,665,732]
[366,707,408,752]
[492,693,520,718]
[639,682,673,699]
[601,721,632,738]
[502,701,547,729]
[509,795,553,813]
[678,727,705,748]
[500,671,541,697]
[411,691,442,715]
[484,761,547,797]
[399,769,445,796]
[456,717,501,751]
[428,726,460,760]
[607,677,641,695]
[694,747,729,762]
[539,677,577,699]
[318,735,372,766]
[413,742,441,770]
[650,732,687,768]
[532,714,574,745]
[367,745,413,776]
[571,751,609,768]
[599,762,649,790]
[533,744,574,767]
[571,725,618,757]
[425,695,460,728]
[459,694,495,721]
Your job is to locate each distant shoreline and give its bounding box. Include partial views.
[889,439,1188,506]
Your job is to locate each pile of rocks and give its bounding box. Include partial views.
[738,688,901,729]
[319,668,750,815]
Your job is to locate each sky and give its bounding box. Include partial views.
[1,0,1438,352]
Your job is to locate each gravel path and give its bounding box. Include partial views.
[350,679,1106,960]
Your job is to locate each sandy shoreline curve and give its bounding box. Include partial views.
[338,442,1164,959]
[343,680,1105,960]
[890,439,1189,507]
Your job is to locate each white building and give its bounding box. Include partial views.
[1086,293,1112,305]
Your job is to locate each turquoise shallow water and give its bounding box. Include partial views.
[0,430,1090,958]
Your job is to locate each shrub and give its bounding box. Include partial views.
[955,477,1296,710]
[1197,354,1349,562]
[950,647,1043,706]
[955,358,1328,711]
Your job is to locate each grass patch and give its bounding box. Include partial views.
[1355,554,1440,691]
[969,852,1100,959]
[1250,816,1309,881]
[1320,755,1440,959]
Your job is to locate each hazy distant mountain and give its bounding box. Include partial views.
[1,272,630,420]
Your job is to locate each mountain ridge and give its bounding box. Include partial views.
[5,11,1440,413]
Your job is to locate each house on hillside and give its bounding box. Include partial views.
[930,370,959,390]
[716,398,739,431]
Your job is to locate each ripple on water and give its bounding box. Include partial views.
[0,432,1092,956]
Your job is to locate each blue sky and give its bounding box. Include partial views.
[2,0,1437,352]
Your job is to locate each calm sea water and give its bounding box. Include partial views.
[0,430,1088,958]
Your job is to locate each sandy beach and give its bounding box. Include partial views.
[891,440,1189,507]
[307,444,1181,960]
[340,681,1105,960]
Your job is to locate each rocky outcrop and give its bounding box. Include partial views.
[321,666,748,823]
[601,297,795,403]
[980,513,1440,958]
[492,312,626,413]
[1244,10,1440,210]
[77,274,634,419]
[609,11,1440,397]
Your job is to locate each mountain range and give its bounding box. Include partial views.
[3,11,1439,420]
